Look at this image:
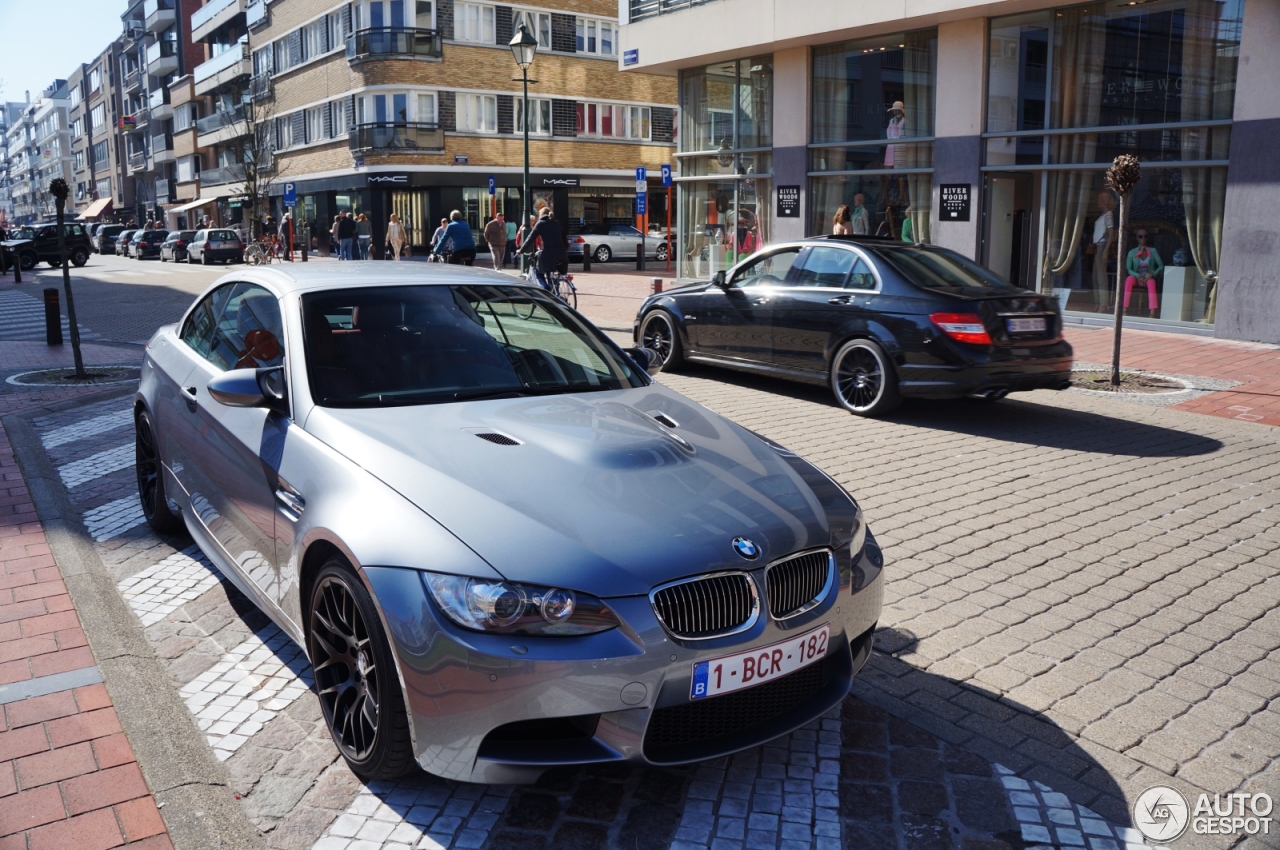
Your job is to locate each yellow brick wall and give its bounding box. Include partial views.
[276,133,671,178]
[270,52,359,114]
[173,128,199,160]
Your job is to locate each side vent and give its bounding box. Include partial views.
[474,432,520,446]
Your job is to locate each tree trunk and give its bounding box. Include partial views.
[1109,193,1128,387]
[54,198,87,379]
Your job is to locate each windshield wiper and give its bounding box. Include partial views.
[453,383,615,401]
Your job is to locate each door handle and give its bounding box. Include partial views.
[181,386,197,412]
[828,296,853,305]
[274,488,305,519]
[751,297,769,306]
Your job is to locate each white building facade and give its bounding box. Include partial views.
[620,0,1280,344]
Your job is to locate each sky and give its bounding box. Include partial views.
[0,0,130,104]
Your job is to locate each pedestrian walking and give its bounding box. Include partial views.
[385,213,407,260]
[337,212,357,260]
[433,210,476,265]
[483,212,507,271]
[331,214,342,256]
[356,213,373,259]
[503,215,517,267]
[279,212,294,258]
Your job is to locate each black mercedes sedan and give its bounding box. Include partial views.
[634,236,1073,416]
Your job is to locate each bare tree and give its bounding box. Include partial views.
[223,84,287,240]
[1106,154,1142,387]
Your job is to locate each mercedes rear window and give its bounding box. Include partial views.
[872,245,1019,292]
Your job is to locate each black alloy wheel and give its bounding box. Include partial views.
[309,561,414,779]
[640,310,683,370]
[18,253,36,271]
[594,245,612,263]
[830,339,900,417]
[71,248,88,267]
[135,410,183,534]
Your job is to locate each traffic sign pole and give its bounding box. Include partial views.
[636,167,647,271]
[661,164,673,273]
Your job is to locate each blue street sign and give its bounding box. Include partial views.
[660,164,672,187]
[636,193,647,216]
[635,166,647,182]
[283,182,297,207]
[623,49,638,67]
[487,176,496,195]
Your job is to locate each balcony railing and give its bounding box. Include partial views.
[247,0,266,28]
[201,163,244,186]
[146,40,178,66]
[346,27,443,62]
[145,0,175,32]
[196,106,245,136]
[628,0,719,23]
[194,40,250,85]
[249,73,272,101]
[349,122,445,153]
[191,0,240,33]
[151,133,173,153]
[128,150,147,170]
[156,177,170,204]
[148,87,171,112]
[123,67,141,91]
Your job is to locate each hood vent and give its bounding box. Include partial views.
[474,431,521,446]
[648,412,680,429]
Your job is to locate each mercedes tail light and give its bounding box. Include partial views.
[929,313,992,345]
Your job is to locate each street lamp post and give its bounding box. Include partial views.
[509,23,538,271]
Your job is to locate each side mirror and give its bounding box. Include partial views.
[207,366,289,416]
[712,270,728,288]
[624,346,662,375]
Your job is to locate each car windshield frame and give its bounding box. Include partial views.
[301,283,647,408]
[867,244,1023,293]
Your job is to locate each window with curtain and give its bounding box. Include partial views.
[455,3,494,44]
[458,94,497,133]
[515,98,552,135]
[809,30,936,244]
[514,11,551,49]
[987,1,1242,322]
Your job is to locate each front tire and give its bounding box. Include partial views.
[135,410,183,535]
[655,243,669,262]
[639,309,684,371]
[594,245,612,263]
[309,561,415,780]
[71,248,88,267]
[830,339,900,417]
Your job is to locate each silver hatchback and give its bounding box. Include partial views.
[134,264,883,783]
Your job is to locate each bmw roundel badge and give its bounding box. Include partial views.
[732,537,760,560]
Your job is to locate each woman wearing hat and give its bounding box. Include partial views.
[884,101,906,168]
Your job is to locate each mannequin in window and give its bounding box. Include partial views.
[850,193,870,236]
[882,101,908,237]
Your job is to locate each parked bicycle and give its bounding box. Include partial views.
[244,239,275,265]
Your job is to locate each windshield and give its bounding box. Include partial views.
[11,227,34,240]
[303,284,644,407]
[872,245,1019,292]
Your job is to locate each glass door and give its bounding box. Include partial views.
[981,172,1039,292]
[391,189,428,251]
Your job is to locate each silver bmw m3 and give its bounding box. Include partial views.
[135,264,884,783]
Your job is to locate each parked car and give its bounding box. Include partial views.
[115,230,137,256]
[634,235,1074,417]
[160,230,197,262]
[135,265,882,783]
[0,222,92,270]
[131,229,170,260]
[570,224,669,263]
[93,224,124,254]
[186,228,243,264]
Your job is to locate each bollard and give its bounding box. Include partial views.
[581,245,591,272]
[301,226,309,262]
[14,253,21,284]
[44,288,63,346]
[0,245,7,275]
[651,277,663,294]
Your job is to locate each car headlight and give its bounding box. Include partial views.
[422,573,618,636]
[850,516,866,561]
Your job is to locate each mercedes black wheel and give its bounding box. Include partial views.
[135,409,183,535]
[309,560,415,780]
[639,310,684,371]
[830,339,900,417]
[594,245,612,263]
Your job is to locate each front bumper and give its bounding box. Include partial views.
[365,544,884,783]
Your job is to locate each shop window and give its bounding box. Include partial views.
[679,56,772,152]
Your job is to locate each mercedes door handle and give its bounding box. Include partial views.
[180,386,198,412]
[751,297,770,306]
[828,296,853,305]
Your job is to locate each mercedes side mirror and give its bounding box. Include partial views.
[712,270,728,288]
[207,366,289,416]
[624,346,662,375]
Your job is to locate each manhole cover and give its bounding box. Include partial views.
[6,365,141,387]
[1069,369,1188,395]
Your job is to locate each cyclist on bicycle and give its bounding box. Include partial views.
[432,211,476,265]
[519,208,566,290]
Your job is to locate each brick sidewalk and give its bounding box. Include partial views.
[0,382,173,849]
[1065,325,1280,427]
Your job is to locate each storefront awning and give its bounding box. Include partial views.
[76,198,113,219]
[170,197,219,213]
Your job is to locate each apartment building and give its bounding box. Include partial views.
[2,84,74,224]
[0,104,17,225]
[250,0,676,251]
[620,0,1279,345]
[78,40,135,222]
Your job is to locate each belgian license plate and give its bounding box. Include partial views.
[690,624,830,700]
[1006,317,1046,333]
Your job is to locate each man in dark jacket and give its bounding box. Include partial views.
[519,209,566,289]
[336,212,358,261]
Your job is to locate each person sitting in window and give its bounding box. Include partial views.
[1123,230,1164,319]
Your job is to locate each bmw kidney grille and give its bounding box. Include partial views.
[765,550,835,620]
[650,573,758,639]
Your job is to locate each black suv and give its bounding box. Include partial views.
[1,222,92,270]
